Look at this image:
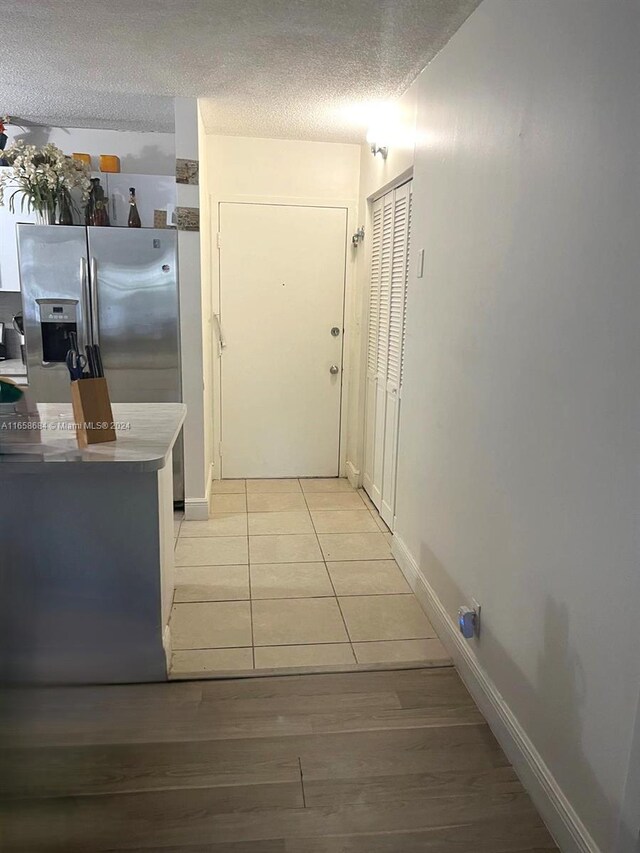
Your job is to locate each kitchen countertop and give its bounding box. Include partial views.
[0,359,28,382]
[0,402,185,473]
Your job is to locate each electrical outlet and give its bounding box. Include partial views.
[472,599,482,637]
[458,600,481,640]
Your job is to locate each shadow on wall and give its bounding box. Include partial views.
[418,541,612,849]
[8,126,173,175]
[118,147,172,175]
[7,125,54,148]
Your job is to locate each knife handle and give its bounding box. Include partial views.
[93,344,105,379]
[85,345,97,379]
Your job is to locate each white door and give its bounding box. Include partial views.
[363,181,412,528]
[219,203,347,478]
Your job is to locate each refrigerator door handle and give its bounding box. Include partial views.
[90,256,100,345]
[80,256,92,348]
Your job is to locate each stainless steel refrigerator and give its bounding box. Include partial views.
[17,224,183,501]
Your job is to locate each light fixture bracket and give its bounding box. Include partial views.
[370,143,388,160]
[352,226,365,246]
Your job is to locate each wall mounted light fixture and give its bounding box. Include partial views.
[370,142,388,159]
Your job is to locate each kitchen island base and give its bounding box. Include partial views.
[0,403,184,685]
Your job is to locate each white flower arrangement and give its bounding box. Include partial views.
[0,141,91,221]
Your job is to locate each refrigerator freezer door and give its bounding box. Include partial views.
[17,225,89,403]
[87,227,180,403]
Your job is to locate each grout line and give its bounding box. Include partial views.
[173,635,438,652]
[179,530,388,540]
[180,480,403,675]
[305,488,356,664]
[301,485,322,553]
[173,591,415,605]
[301,483,323,556]
[174,557,397,571]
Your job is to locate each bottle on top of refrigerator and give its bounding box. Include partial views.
[128,187,141,228]
[85,178,110,227]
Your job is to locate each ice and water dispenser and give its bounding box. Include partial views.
[36,299,79,364]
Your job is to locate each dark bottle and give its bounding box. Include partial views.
[94,179,110,226]
[85,178,97,225]
[128,187,141,228]
[85,178,110,226]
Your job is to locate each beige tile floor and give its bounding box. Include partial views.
[170,478,451,678]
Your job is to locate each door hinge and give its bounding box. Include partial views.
[218,441,223,457]
[216,232,221,249]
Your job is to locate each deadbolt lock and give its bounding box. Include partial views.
[331,327,341,337]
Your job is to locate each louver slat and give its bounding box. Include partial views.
[400,189,412,389]
[376,197,394,379]
[387,192,408,389]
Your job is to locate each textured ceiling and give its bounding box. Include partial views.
[0,0,480,142]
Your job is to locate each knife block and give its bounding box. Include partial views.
[70,378,116,446]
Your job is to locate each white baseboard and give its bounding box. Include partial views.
[184,463,216,521]
[392,534,601,853]
[345,460,361,488]
[362,474,381,508]
[207,462,215,497]
[184,497,209,521]
[162,625,172,679]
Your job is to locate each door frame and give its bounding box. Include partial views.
[359,169,414,528]
[210,193,358,481]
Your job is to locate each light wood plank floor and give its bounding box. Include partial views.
[0,668,558,852]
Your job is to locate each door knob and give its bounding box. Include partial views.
[329,364,340,375]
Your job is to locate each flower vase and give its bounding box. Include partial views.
[35,206,57,225]
[57,196,74,226]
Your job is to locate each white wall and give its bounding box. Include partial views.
[394,2,640,851]
[205,135,360,201]
[4,125,175,175]
[202,133,360,478]
[198,106,214,494]
[175,98,208,517]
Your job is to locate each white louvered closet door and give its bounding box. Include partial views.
[363,180,412,527]
[363,195,383,498]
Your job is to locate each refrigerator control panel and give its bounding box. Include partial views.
[35,299,79,364]
[37,299,78,324]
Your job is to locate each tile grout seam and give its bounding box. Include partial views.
[302,480,357,665]
[179,480,403,669]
